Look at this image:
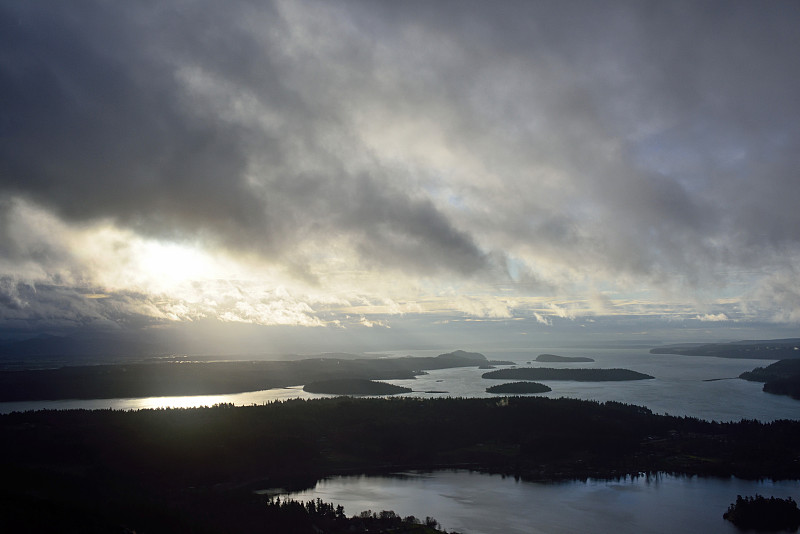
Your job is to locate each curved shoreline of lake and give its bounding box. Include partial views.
[281,470,800,534]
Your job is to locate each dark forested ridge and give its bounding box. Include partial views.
[482,368,654,381]
[2,397,800,533]
[0,350,495,402]
[740,360,800,400]
[651,339,800,359]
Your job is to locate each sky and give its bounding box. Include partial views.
[1,0,799,354]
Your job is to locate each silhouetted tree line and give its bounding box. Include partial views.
[2,397,800,533]
[262,497,451,533]
[723,494,800,530]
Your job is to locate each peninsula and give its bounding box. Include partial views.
[739,359,800,400]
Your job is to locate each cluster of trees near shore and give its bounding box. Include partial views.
[723,495,800,530]
[3,396,800,533]
[263,498,450,534]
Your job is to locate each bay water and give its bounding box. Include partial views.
[2,348,797,421]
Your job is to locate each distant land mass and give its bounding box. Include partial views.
[740,360,800,400]
[0,334,165,369]
[303,379,411,395]
[0,349,489,402]
[535,354,595,363]
[482,368,654,381]
[486,382,552,394]
[650,339,800,360]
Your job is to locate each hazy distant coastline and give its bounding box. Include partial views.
[651,339,800,360]
[535,354,595,363]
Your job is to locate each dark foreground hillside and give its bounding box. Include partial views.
[2,397,799,533]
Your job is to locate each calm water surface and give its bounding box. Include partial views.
[1,348,798,421]
[281,470,800,534]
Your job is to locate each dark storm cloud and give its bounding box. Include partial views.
[0,1,490,277]
[0,277,147,330]
[0,3,263,236]
[1,0,800,327]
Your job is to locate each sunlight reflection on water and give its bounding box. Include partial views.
[0,385,325,413]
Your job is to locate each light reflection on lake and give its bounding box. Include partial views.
[280,470,800,534]
[0,385,326,413]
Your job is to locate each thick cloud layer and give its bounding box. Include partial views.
[1,0,799,338]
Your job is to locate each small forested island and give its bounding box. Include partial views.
[482,368,654,381]
[303,379,411,395]
[651,338,800,360]
[486,381,551,394]
[723,495,800,531]
[740,359,800,400]
[535,354,595,363]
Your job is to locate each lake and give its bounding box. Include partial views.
[2,348,797,421]
[279,470,800,534]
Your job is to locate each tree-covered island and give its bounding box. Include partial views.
[482,368,654,381]
[486,381,552,394]
[723,495,800,531]
[303,379,411,395]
